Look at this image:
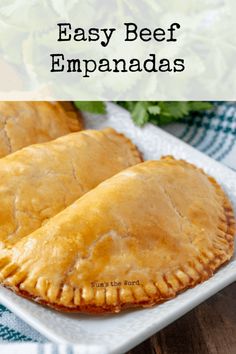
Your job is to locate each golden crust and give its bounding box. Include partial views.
[0,101,83,157]
[0,157,235,313]
[58,101,84,131]
[0,128,141,249]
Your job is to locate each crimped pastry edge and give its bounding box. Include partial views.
[0,127,142,251]
[0,157,235,314]
[105,127,143,163]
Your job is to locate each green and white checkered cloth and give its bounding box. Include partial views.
[165,102,236,171]
[0,101,235,352]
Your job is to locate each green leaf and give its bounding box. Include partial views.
[159,102,189,119]
[118,101,213,126]
[74,100,213,127]
[188,101,213,111]
[74,101,106,114]
[147,105,161,115]
[131,102,149,126]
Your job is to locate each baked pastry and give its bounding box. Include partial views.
[0,101,83,157]
[0,128,141,249]
[58,101,84,131]
[0,157,234,313]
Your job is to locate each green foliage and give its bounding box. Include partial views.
[74,101,106,114]
[117,101,212,126]
[74,101,212,126]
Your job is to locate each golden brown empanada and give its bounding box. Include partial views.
[0,101,83,157]
[0,157,234,313]
[58,101,84,131]
[0,128,141,249]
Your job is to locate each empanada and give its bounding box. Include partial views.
[0,128,141,249]
[0,101,83,157]
[0,157,234,313]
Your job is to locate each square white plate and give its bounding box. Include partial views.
[0,103,235,354]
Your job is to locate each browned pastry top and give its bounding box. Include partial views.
[0,128,141,249]
[0,101,83,157]
[0,157,234,313]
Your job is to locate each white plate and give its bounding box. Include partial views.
[0,103,235,354]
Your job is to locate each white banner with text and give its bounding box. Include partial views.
[0,0,235,100]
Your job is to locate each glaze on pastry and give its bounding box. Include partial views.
[0,128,141,249]
[0,101,83,157]
[0,157,234,313]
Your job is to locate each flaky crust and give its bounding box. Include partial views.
[0,157,235,314]
[0,128,141,249]
[0,101,83,157]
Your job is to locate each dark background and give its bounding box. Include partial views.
[128,282,236,354]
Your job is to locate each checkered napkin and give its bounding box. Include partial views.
[0,101,235,352]
[164,102,236,171]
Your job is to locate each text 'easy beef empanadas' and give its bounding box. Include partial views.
[0,157,234,313]
[0,128,141,249]
[0,101,83,157]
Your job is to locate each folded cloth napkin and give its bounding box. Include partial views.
[164,102,236,170]
[0,101,235,351]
